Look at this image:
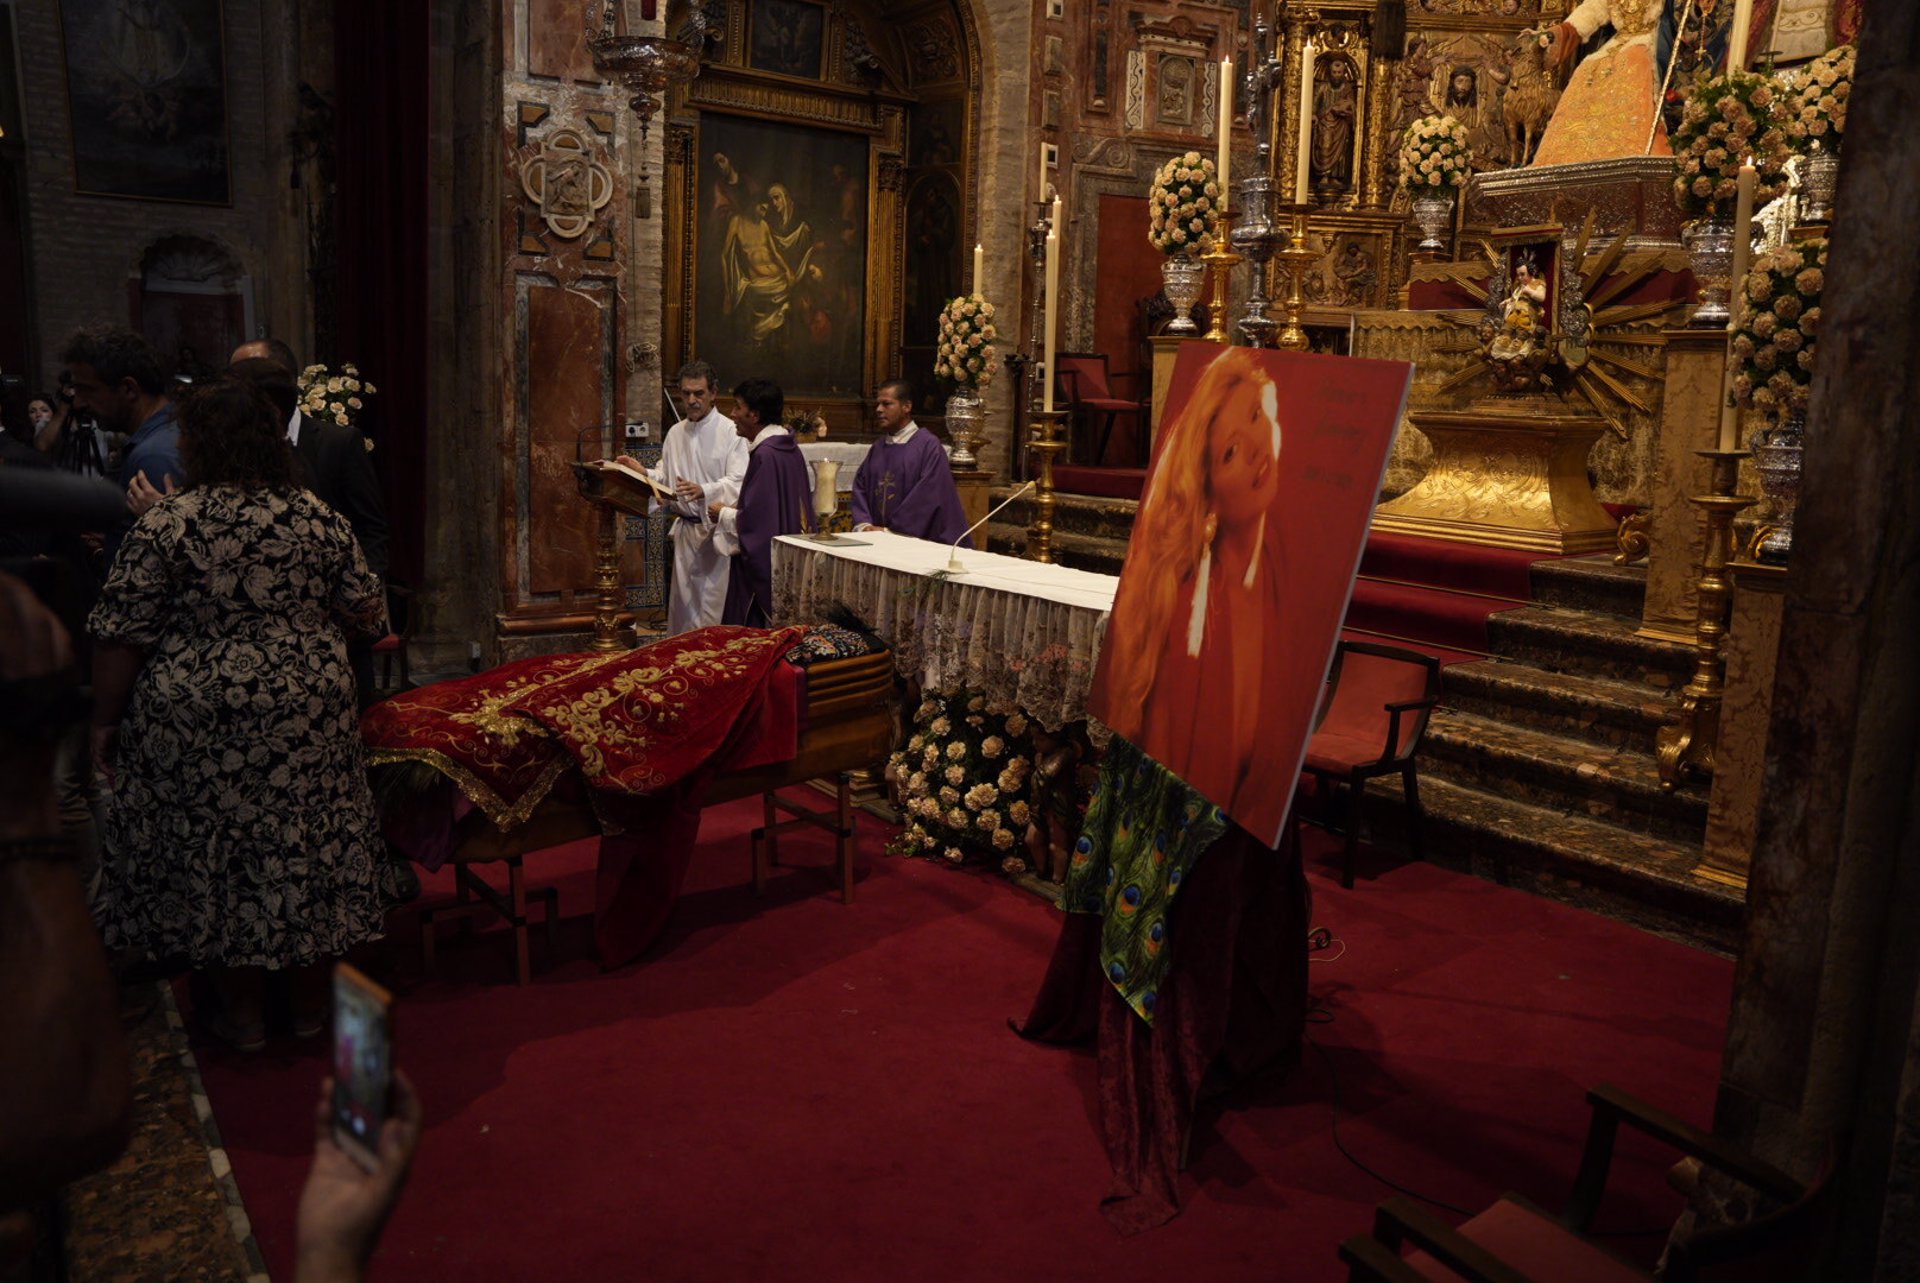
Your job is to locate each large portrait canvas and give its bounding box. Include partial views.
[58,0,231,204]
[696,114,868,398]
[1086,344,1414,846]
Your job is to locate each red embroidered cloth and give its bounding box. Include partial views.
[363,626,807,967]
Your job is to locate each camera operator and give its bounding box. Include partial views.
[34,370,116,480]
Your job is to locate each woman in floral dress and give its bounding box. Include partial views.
[89,377,391,1050]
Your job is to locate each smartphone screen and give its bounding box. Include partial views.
[331,963,393,1171]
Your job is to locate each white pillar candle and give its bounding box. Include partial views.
[973,242,984,295]
[1718,162,1758,451]
[1042,223,1060,415]
[1729,0,1753,70]
[1217,58,1234,197]
[1294,40,1315,204]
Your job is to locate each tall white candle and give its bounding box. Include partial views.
[1042,226,1060,414]
[1294,40,1315,204]
[1217,58,1234,196]
[972,243,984,295]
[1718,162,1758,451]
[1729,0,1753,70]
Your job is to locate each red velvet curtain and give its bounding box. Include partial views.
[332,0,430,586]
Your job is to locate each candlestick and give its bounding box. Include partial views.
[1200,208,1242,345]
[1217,58,1234,194]
[1729,0,1753,69]
[973,242,984,295]
[1042,224,1060,414]
[1718,163,1757,450]
[1294,40,1314,204]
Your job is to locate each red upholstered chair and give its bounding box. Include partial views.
[1339,1083,1827,1283]
[1054,353,1143,467]
[1297,641,1441,889]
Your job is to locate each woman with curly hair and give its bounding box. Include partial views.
[1100,347,1287,836]
[88,377,392,1051]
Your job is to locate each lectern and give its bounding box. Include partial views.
[571,458,668,652]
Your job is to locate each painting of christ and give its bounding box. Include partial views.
[695,114,869,398]
[1087,344,1413,846]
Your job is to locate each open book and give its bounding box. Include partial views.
[593,457,675,504]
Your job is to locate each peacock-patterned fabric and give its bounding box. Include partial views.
[1062,735,1228,1023]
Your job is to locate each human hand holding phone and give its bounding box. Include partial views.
[295,1067,421,1283]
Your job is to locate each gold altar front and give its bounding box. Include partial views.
[1372,401,1618,554]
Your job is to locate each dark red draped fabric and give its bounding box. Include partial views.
[333,0,430,587]
[1016,825,1310,1234]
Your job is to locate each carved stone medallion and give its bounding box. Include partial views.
[520,129,614,240]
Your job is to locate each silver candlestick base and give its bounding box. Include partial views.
[1231,174,1283,347]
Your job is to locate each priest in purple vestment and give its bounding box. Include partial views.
[712,377,814,628]
[850,380,970,544]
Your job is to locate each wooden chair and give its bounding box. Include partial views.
[1339,1083,1828,1283]
[1296,641,1441,889]
[1054,352,1143,467]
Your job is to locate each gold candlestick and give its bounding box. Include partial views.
[1655,449,1757,787]
[1200,209,1243,345]
[1027,411,1068,564]
[590,502,628,652]
[1274,204,1320,352]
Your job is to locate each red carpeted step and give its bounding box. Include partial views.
[1358,532,1549,602]
[1339,627,1485,668]
[1052,464,1147,501]
[1345,577,1522,657]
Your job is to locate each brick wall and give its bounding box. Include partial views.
[11,0,301,384]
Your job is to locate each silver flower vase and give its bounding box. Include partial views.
[1682,217,1736,328]
[1160,255,1206,334]
[1800,144,1839,225]
[1411,194,1455,254]
[1751,404,1806,564]
[944,385,985,470]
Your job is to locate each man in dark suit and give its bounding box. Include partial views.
[228,355,391,704]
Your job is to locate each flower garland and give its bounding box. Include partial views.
[886,691,1035,872]
[1147,152,1221,256]
[1670,68,1792,219]
[1398,114,1472,192]
[1731,236,1825,413]
[934,295,998,388]
[298,363,377,431]
[1788,43,1853,150]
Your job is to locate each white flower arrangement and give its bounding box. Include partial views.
[1731,236,1825,413]
[1789,43,1853,149]
[297,363,378,435]
[1398,115,1472,191]
[1147,151,1221,256]
[934,294,998,388]
[885,688,1035,868]
[1670,69,1793,218]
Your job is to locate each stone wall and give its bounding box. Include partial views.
[10,0,309,381]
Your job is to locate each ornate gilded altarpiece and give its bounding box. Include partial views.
[663,0,981,431]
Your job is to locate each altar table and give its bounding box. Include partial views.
[770,530,1117,731]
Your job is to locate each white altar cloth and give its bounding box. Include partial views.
[771,531,1117,731]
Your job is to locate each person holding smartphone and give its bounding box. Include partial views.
[294,1065,421,1283]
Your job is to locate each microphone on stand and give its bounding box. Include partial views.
[947,481,1036,573]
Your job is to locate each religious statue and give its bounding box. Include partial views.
[1310,57,1358,194]
[1487,257,1551,372]
[1443,64,1511,171]
[1331,240,1378,307]
[1530,0,1672,166]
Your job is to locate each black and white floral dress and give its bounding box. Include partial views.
[89,485,394,969]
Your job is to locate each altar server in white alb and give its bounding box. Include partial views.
[648,361,750,634]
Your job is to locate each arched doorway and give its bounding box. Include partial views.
[128,233,253,382]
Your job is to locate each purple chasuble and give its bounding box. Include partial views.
[722,433,814,628]
[850,430,969,543]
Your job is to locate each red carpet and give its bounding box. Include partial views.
[189,799,1732,1282]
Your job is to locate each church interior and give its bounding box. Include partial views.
[2,0,1917,1279]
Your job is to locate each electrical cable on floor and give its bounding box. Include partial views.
[1303,928,1676,1238]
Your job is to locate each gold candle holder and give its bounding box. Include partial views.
[590,503,627,652]
[1027,410,1068,564]
[1274,204,1320,353]
[1200,209,1243,345]
[1655,449,1757,788]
